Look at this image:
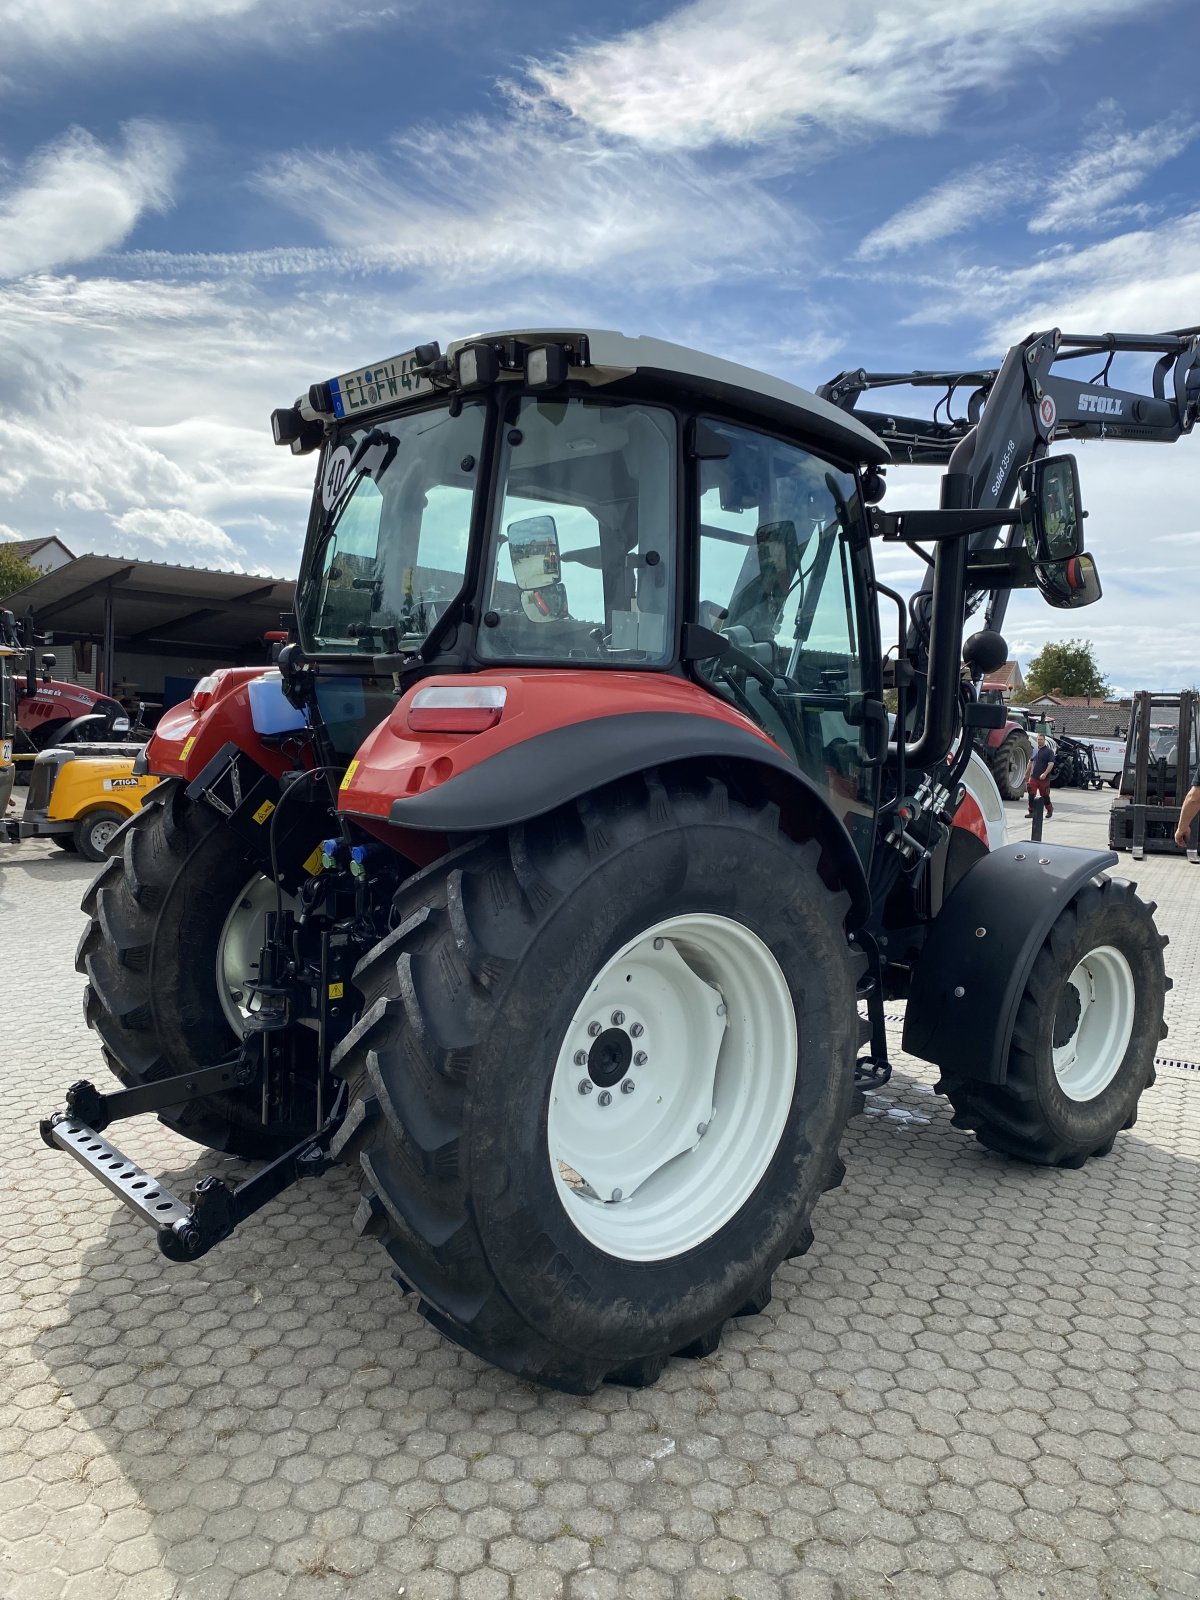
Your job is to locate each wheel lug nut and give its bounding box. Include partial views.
[697,1121,709,1137]
[633,1051,647,1066]
[611,1010,625,1026]
[653,938,664,950]
[587,1022,602,1037]
[578,1080,593,1095]
[610,1188,622,1202]
[630,1022,644,1038]
[574,1050,588,1066]
[621,1079,636,1094]
[597,1091,612,1107]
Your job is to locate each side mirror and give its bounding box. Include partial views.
[40,653,56,683]
[1019,454,1085,562]
[1036,552,1103,609]
[507,515,562,591]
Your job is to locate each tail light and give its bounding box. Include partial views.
[407,685,507,733]
[190,670,228,712]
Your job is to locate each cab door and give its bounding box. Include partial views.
[694,418,882,866]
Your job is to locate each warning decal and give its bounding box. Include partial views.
[1039,394,1057,431]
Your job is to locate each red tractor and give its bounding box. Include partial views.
[46,324,1198,1392]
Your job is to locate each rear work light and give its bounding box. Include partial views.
[408,685,507,733]
[190,674,219,711]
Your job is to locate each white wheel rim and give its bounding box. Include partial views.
[547,912,798,1262]
[90,817,120,852]
[216,875,298,1037]
[1052,944,1136,1102]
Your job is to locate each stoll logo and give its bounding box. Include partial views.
[1078,392,1124,416]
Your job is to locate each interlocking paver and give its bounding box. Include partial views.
[3,785,1200,1597]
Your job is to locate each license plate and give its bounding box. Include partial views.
[328,349,433,419]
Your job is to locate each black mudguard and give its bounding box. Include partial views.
[903,841,1118,1085]
[383,710,871,925]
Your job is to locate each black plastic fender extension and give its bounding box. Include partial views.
[373,710,871,926]
[902,841,1119,1085]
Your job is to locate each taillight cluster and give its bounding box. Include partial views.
[407,685,507,734]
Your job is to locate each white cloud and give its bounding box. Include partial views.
[1031,107,1199,235]
[256,117,806,287]
[859,161,1031,260]
[0,122,183,279]
[108,507,246,568]
[0,0,407,82]
[528,0,1151,152]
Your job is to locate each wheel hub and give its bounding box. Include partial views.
[588,1028,633,1088]
[1051,944,1136,1102]
[547,912,798,1262]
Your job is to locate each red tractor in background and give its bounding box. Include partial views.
[43,322,1200,1393]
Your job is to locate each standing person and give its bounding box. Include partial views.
[1174,758,1200,854]
[1026,733,1055,818]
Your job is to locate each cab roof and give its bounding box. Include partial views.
[450,329,892,467]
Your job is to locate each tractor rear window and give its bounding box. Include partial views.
[478,398,676,665]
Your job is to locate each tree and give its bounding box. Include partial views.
[1024,638,1111,700]
[0,545,40,599]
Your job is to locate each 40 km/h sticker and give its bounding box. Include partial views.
[1039,394,1057,432]
[321,445,355,511]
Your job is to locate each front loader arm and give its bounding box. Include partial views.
[820,326,1200,766]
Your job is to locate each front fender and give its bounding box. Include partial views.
[903,841,1118,1084]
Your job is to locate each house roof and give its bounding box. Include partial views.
[6,536,75,563]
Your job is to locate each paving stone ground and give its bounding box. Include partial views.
[2,786,1199,1600]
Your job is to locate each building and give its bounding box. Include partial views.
[1024,694,1132,737]
[5,536,75,574]
[981,660,1025,702]
[0,554,294,720]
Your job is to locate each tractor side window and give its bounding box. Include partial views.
[695,420,876,858]
[479,398,676,664]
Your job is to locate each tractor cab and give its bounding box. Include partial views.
[277,331,891,866]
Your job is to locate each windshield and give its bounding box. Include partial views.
[1,656,15,742]
[298,401,486,654]
[478,397,676,664]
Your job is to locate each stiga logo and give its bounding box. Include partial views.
[1079,392,1124,416]
[103,777,141,790]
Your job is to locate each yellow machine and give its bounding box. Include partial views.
[4,746,159,861]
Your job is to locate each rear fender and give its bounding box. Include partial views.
[903,842,1118,1084]
[340,670,871,925]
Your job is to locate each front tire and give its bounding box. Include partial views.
[940,877,1165,1166]
[333,771,864,1392]
[75,779,318,1157]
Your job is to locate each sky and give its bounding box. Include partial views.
[0,0,1198,692]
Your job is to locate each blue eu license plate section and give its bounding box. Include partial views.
[328,350,432,418]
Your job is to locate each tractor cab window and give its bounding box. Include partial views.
[695,420,877,859]
[479,398,676,664]
[299,401,486,655]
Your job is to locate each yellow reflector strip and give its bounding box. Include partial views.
[339,759,359,791]
[180,735,196,760]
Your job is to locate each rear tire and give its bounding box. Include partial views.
[333,770,865,1392]
[75,779,318,1157]
[939,877,1165,1166]
[987,731,1031,801]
